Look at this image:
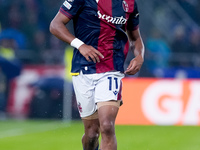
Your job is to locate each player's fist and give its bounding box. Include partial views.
[125,55,143,75]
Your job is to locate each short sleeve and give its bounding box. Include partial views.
[127,1,139,31]
[59,0,85,19]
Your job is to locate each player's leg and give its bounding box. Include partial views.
[82,112,100,150]
[72,72,99,150]
[97,101,120,150]
[94,71,124,150]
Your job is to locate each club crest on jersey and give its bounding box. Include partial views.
[122,0,129,12]
[63,0,72,10]
[77,102,82,113]
[113,91,118,95]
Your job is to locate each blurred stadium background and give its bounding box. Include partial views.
[0,0,200,149]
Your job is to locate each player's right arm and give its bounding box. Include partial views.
[49,12,104,63]
[50,12,74,45]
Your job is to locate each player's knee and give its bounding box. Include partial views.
[89,131,99,141]
[85,129,99,142]
[100,121,115,135]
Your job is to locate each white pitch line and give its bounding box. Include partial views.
[0,122,70,139]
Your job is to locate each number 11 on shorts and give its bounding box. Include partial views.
[108,77,118,91]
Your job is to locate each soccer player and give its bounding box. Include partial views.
[50,0,144,149]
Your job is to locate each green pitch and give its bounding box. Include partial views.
[0,120,200,150]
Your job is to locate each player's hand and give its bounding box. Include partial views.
[78,44,104,63]
[125,55,144,75]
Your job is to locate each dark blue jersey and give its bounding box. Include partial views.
[60,0,139,74]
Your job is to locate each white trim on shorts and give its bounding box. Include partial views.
[72,71,124,118]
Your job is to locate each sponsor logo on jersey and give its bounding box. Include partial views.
[97,10,127,24]
[63,1,72,10]
[122,0,129,12]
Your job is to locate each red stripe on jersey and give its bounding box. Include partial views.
[96,0,115,73]
[59,8,73,19]
[117,80,123,100]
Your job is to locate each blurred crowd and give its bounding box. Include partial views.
[134,0,200,78]
[172,0,200,66]
[178,0,200,24]
[0,0,65,64]
[170,0,200,68]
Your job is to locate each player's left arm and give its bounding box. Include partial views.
[125,28,145,75]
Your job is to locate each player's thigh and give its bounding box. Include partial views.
[97,101,120,130]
